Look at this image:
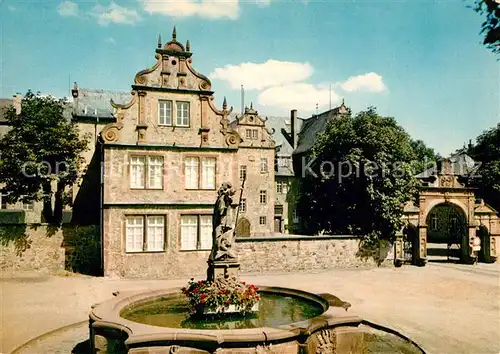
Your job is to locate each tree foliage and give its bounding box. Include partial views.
[0,91,90,223]
[473,0,500,55]
[468,123,500,211]
[297,107,424,242]
[410,139,440,174]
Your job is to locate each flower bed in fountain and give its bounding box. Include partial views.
[181,276,260,315]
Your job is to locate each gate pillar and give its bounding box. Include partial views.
[417,225,427,266]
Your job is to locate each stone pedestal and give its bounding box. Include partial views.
[207,260,240,282]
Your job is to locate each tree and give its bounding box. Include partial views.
[473,0,500,55]
[0,91,90,224]
[468,123,500,211]
[410,139,440,174]
[297,107,420,242]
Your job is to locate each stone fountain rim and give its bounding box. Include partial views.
[89,285,363,347]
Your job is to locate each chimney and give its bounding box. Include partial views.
[13,94,21,115]
[71,82,79,114]
[290,109,298,149]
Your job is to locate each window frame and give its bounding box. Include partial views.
[129,154,165,190]
[245,129,258,140]
[259,216,267,225]
[276,181,283,194]
[176,101,190,127]
[240,198,246,213]
[124,214,167,253]
[293,209,300,223]
[184,156,217,190]
[430,214,438,231]
[179,214,213,251]
[239,165,247,181]
[158,100,173,126]
[259,190,267,204]
[260,158,268,173]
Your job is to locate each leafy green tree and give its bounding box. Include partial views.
[473,0,500,55]
[410,139,440,174]
[0,91,90,223]
[297,107,420,242]
[468,123,500,210]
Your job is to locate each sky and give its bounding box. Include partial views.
[0,0,498,156]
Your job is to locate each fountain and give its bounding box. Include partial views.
[88,181,424,353]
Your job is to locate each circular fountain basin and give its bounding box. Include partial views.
[89,285,422,353]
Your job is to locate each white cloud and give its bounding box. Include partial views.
[143,0,239,20]
[341,72,386,92]
[210,60,313,90]
[57,1,79,17]
[258,83,340,112]
[92,2,141,26]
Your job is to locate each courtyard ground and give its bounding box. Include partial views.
[1,262,499,354]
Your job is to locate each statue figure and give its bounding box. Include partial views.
[209,182,238,261]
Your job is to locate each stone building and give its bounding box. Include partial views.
[265,110,301,233]
[86,29,276,277]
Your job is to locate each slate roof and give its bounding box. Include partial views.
[415,153,479,179]
[293,103,349,155]
[74,89,131,118]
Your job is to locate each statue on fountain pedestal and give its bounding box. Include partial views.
[209,182,239,262]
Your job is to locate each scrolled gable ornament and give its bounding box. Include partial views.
[100,123,124,143]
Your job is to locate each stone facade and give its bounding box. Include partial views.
[99,29,276,277]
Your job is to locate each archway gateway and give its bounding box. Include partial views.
[425,203,468,262]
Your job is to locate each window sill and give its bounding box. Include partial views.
[179,249,211,252]
[185,188,216,191]
[130,187,165,191]
[125,250,166,254]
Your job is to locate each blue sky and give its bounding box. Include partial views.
[0,0,498,156]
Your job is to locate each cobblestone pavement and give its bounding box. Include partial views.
[1,262,499,354]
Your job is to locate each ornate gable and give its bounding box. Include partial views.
[232,104,275,148]
[133,27,212,92]
[98,27,242,147]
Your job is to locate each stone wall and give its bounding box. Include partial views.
[237,235,394,273]
[0,224,65,273]
[103,231,394,278]
[0,224,100,274]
